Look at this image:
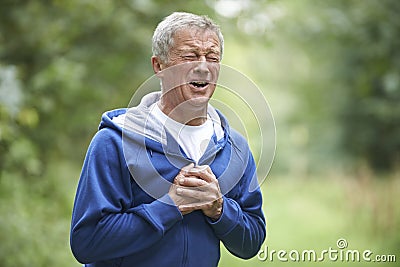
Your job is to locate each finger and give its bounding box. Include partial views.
[179,204,199,213]
[186,166,216,183]
[180,163,195,174]
[179,202,208,212]
[179,200,217,212]
[176,187,213,201]
[204,165,214,176]
[173,173,185,184]
[178,177,208,187]
[193,165,214,176]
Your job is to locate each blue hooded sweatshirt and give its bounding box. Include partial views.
[70,92,266,267]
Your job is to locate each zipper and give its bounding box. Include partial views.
[181,220,188,267]
[198,140,224,165]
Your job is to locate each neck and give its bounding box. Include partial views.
[158,100,208,126]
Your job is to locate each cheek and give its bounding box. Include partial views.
[162,64,193,90]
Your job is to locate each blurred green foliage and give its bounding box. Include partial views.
[236,0,400,173]
[281,0,400,171]
[0,0,399,266]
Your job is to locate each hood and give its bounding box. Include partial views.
[98,91,230,153]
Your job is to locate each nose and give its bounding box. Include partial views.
[193,56,209,75]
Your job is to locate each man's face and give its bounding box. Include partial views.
[158,27,221,108]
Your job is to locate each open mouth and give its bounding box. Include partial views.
[189,81,209,89]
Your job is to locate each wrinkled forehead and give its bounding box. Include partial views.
[172,27,221,49]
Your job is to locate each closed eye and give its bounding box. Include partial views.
[206,56,220,62]
[182,54,198,60]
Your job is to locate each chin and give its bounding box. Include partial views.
[186,96,210,107]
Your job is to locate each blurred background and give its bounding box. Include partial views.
[0,0,399,266]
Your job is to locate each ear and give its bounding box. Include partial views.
[151,56,163,75]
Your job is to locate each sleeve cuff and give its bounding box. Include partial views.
[206,196,241,237]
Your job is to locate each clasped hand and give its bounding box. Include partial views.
[169,163,223,220]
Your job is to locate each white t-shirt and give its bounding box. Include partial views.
[150,103,220,163]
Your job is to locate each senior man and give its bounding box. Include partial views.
[70,12,266,267]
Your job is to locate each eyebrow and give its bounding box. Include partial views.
[178,47,221,54]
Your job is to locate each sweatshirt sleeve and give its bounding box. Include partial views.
[207,152,266,259]
[70,129,182,264]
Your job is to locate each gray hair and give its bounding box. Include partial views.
[152,12,224,63]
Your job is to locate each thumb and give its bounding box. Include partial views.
[180,163,195,173]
